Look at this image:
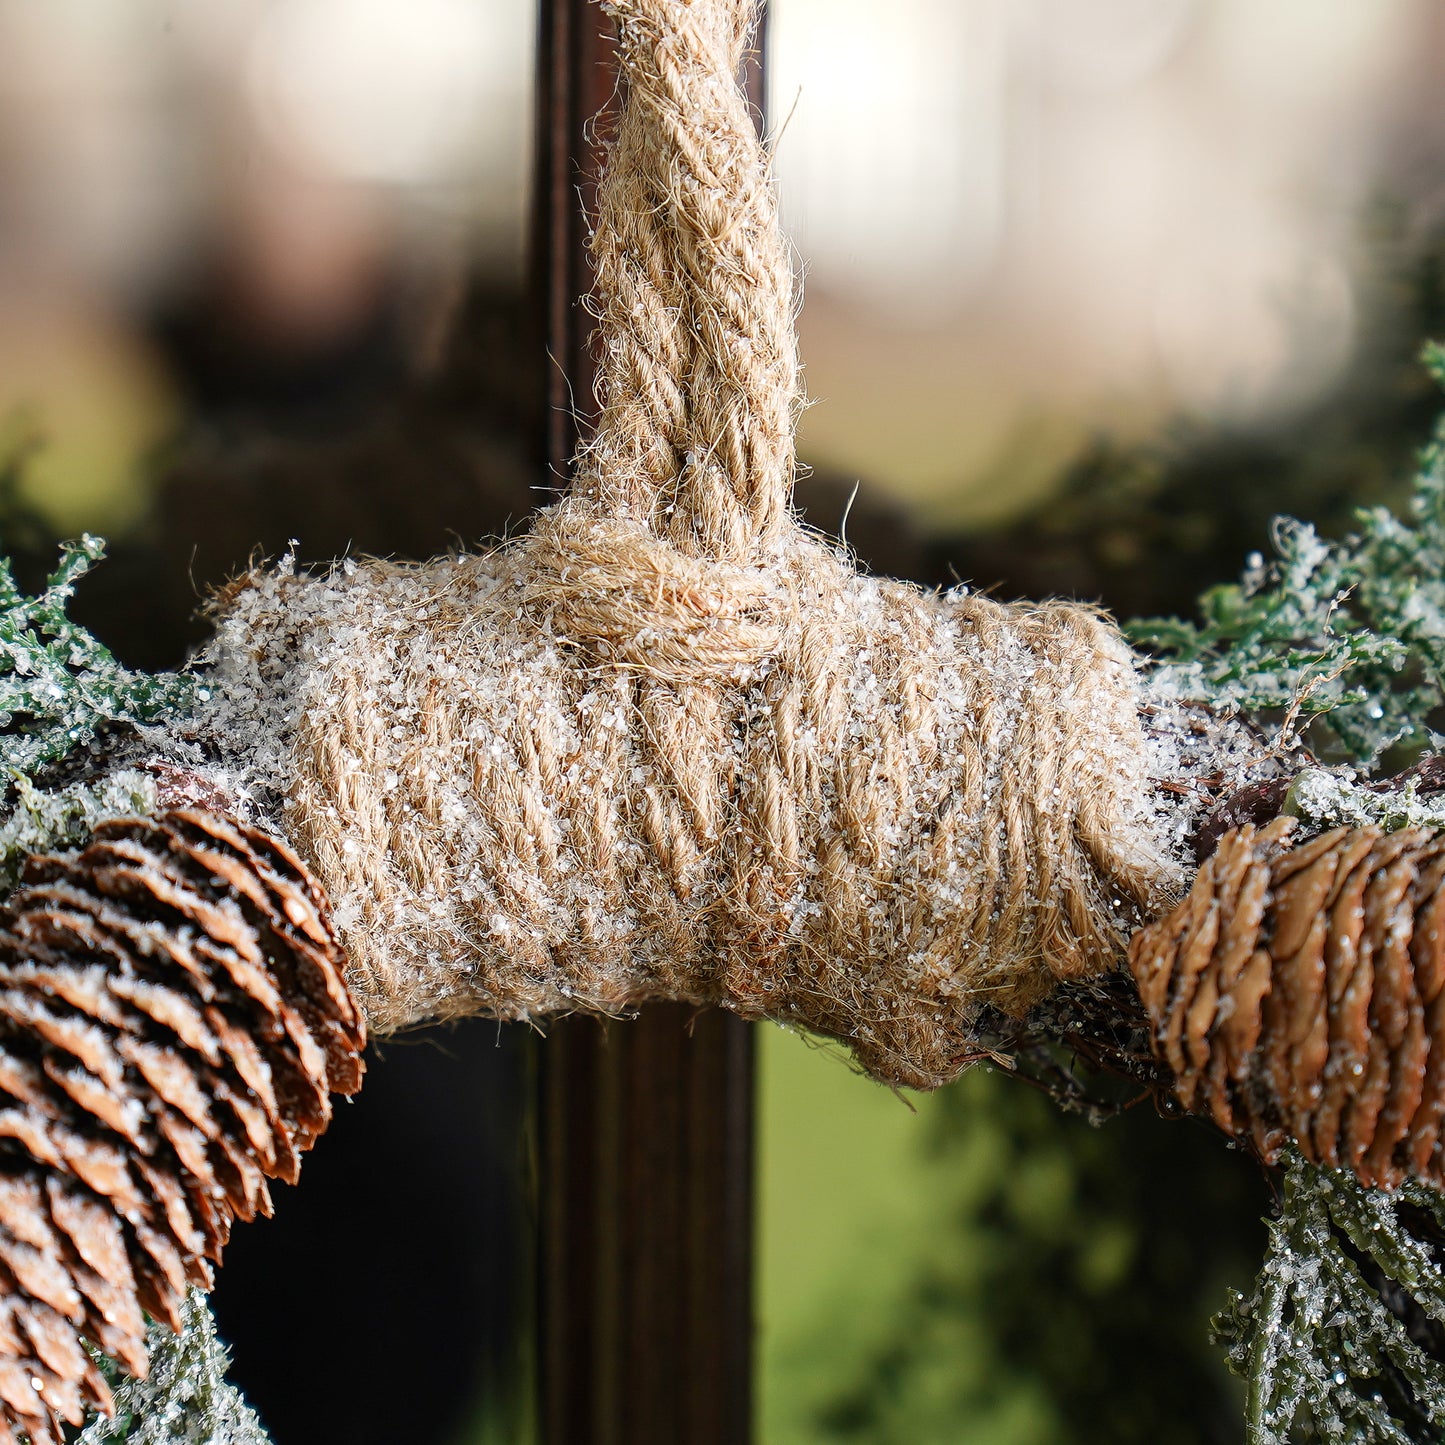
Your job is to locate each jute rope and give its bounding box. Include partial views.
[571,0,797,561]
[207,0,1179,1088]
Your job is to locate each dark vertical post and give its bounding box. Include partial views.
[531,3,763,1443]
[533,0,613,470]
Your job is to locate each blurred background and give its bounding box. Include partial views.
[4,1,1445,1441]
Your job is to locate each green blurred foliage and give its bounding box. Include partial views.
[1133,346,1445,767]
[782,1062,1264,1445]
[933,202,1445,627]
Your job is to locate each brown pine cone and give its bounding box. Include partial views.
[0,809,364,1445]
[1129,817,1445,1191]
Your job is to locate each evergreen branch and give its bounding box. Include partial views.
[0,537,195,779]
[0,771,156,891]
[74,1290,271,1444]
[1132,350,1445,766]
[1216,1152,1445,1444]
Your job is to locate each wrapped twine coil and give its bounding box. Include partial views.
[208,0,1179,1089]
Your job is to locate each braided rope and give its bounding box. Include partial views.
[574,0,797,561]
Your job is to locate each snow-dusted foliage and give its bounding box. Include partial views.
[0,769,156,890]
[1213,1152,1445,1445]
[1132,344,1445,768]
[1145,356,1445,1443]
[75,1291,271,1445]
[1285,767,1445,836]
[0,537,194,777]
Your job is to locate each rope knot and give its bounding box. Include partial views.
[520,506,783,681]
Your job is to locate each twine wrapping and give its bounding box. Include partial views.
[203,0,1179,1088]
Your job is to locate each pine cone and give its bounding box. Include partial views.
[0,809,364,1445]
[1129,817,1445,1191]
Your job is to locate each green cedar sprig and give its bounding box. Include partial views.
[1212,1152,1445,1445]
[1131,344,1445,766]
[75,1290,271,1445]
[0,535,194,778]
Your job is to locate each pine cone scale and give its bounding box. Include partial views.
[88,852,281,1008]
[1130,820,1445,1189]
[1269,848,1341,959]
[1217,946,1271,1083]
[0,999,117,1086]
[132,1155,207,1262]
[1342,1041,1390,1174]
[1364,851,1421,1037]
[204,1010,283,1131]
[199,1112,272,1218]
[44,1184,147,1361]
[129,1220,189,1328]
[41,1060,144,1146]
[1409,1002,1445,1175]
[116,1039,214,1136]
[1161,886,1221,1079]
[1301,874,1361,1166]
[173,814,359,1036]
[58,1134,150,1226]
[1412,856,1445,1000]
[161,1124,235,1248]
[4,958,130,1030]
[0,1354,57,1443]
[1368,1007,1429,1181]
[1211,847,1270,998]
[0,1179,53,1256]
[1286,990,1329,1116]
[18,1302,88,1396]
[1184,967,1220,1079]
[0,1232,82,1325]
[108,975,222,1065]
[0,1050,65,1125]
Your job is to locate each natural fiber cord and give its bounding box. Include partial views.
[575,0,797,561]
[205,0,1179,1088]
